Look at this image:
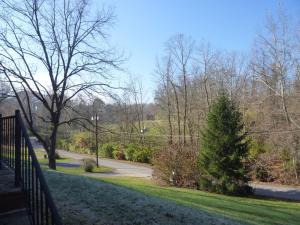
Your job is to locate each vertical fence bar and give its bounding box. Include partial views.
[0,114,2,169]
[32,164,35,225]
[15,110,21,187]
[3,118,6,164]
[13,117,15,168]
[8,118,11,167]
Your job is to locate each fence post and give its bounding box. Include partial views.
[15,110,21,187]
[0,114,2,170]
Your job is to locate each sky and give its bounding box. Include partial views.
[99,0,300,102]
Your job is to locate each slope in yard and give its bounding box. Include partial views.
[99,177,300,225]
[45,171,243,225]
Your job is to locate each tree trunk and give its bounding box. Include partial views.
[170,80,181,143]
[167,98,173,144]
[48,147,56,170]
[183,67,187,145]
[204,77,210,112]
[48,123,58,170]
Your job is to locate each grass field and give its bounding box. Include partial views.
[45,170,243,225]
[41,156,300,225]
[97,177,300,225]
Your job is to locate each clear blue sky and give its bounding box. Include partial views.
[100,0,300,102]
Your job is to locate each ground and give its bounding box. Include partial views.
[45,171,243,225]
[38,153,300,225]
[57,149,300,201]
[32,145,300,225]
[98,177,300,225]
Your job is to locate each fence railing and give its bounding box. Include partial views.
[0,110,63,225]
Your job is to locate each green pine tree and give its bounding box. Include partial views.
[198,92,252,195]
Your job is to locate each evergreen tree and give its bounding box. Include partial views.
[198,92,252,195]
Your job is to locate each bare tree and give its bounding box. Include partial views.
[251,10,298,128]
[166,34,195,144]
[0,79,11,104]
[0,0,120,169]
[196,42,220,112]
[250,8,300,182]
[155,55,174,144]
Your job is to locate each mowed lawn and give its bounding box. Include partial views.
[98,177,300,225]
[42,157,300,225]
[45,170,242,225]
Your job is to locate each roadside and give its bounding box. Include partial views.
[34,145,300,224]
[57,149,153,178]
[31,137,300,201]
[57,149,300,202]
[31,137,152,178]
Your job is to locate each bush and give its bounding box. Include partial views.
[123,144,154,163]
[113,149,126,160]
[153,144,199,188]
[69,132,93,154]
[100,143,115,158]
[57,138,71,151]
[55,152,61,159]
[81,158,96,172]
[132,146,153,163]
[124,144,136,161]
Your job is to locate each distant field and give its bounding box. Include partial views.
[105,120,167,135]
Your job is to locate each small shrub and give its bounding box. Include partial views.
[100,143,115,158]
[113,150,126,160]
[153,143,199,188]
[124,144,136,161]
[247,137,267,161]
[68,132,93,154]
[57,138,71,151]
[132,146,153,163]
[81,158,96,172]
[55,152,61,159]
[250,155,275,182]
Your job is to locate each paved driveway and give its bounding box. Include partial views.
[251,182,300,201]
[57,150,153,178]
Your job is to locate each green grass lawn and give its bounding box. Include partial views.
[45,170,243,225]
[41,156,300,225]
[96,177,300,225]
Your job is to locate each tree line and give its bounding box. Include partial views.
[154,9,300,184]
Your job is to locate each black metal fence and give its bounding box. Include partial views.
[0,110,63,225]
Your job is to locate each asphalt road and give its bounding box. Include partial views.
[57,149,153,178]
[251,182,300,201]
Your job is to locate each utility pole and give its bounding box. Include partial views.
[92,98,104,167]
[95,113,99,167]
[91,113,99,167]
